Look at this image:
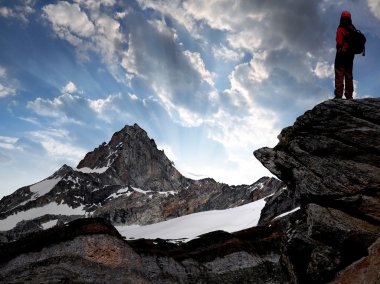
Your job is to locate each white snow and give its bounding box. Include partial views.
[41,219,58,230]
[116,196,268,241]
[76,167,109,174]
[273,207,301,220]
[0,202,86,231]
[106,187,133,200]
[29,178,62,200]
[131,187,177,197]
[158,190,177,197]
[106,187,178,200]
[131,187,151,194]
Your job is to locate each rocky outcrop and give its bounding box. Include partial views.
[254,98,380,283]
[0,218,287,283]
[0,218,148,283]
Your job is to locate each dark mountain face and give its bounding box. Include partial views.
[0,123,285,242]
[77,123,185,190]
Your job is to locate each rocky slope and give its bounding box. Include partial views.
[1,98,379,283]
[0,124,285,242]
[254,98,380,283]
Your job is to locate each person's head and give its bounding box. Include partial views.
[340,10,352,27]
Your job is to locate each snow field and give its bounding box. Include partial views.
[116,196,268,241]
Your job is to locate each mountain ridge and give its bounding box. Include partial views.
[0,123,285,242]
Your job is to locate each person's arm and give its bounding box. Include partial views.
[336,27,344,52]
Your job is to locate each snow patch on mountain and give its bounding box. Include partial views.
[30,178,62,200]
[41,219,58,230]
[116,195,268,242]
[76,167,109,174]
[273,206,301,220]
[0,202,86,231]
[106,187,132,201]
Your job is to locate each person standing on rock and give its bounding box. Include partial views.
[334,10,355,100]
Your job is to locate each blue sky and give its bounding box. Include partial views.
[1,0,380,198]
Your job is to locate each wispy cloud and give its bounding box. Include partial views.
[42,1,126,79]
[29,128,86,162]
[368,0,380,20]
[0,66,16,98]
[0,136,20,150]
[0,1,35,23]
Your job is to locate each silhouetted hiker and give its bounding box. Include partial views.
[334,11,355,100]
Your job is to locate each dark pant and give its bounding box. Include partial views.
[334,52,354,99]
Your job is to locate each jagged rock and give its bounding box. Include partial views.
[255,99,380,203]
[258,184,298,225]
[254,98,380,283]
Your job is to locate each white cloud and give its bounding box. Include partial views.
[314,61,334,79]
[42,2,95,39]
[27,92,137,124]
[212,44,244,62]
[0,136,20,150]
[28,94,75,118]
[248,58,269,83]
[0,66,17,98]
[136,0,201,38]
[73,0,116,10]
[183,50,215,86]
[29,129,86,162]
[128,93,139,101]
[61,81,77,94]
[0,3,35,23]
[368,0,380,20]
[0,83,16,98]
[135,0,328,124]
[0,66,6,77]
[18,116,41,126]
[42,1,126,80]
[27,93,94,124]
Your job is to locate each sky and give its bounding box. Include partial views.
[0,0,380,199]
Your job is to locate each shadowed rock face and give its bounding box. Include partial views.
[255,98,380,204]
[255,98,380,283]
[0,218,288,283]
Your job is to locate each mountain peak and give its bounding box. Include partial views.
[77,124,182,190]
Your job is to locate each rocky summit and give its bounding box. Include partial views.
[1,98,380,283]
